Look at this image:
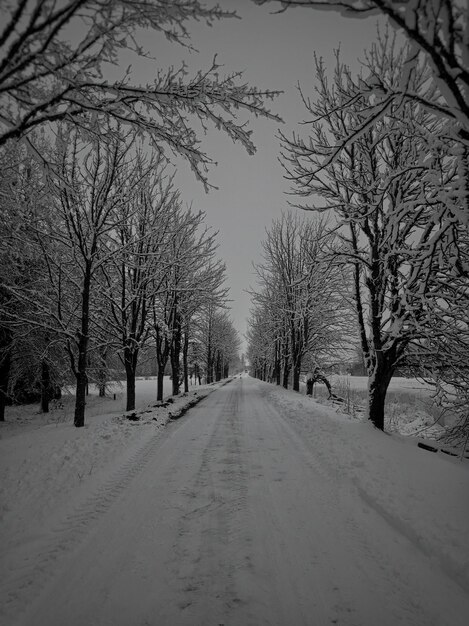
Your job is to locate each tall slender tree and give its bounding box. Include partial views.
[46,127,139,426]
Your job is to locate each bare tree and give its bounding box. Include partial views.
[100,150,180,411]
[1,1,281,189]
[254,0,469,140]
[44,127,140,426]
[279,37,466,430]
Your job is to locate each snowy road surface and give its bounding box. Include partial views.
[3,376,469,626]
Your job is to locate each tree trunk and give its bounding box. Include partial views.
[183,330,189,393]
[74,368,87,428]
[275,341,281,385]
[40,359,51,413]
[125,371,135,411]
[368,365,393,431]
[206,344,214,384]
[155,324,170,402]
[282,356,290,389]
[156,368,165,402]
[74,266,91,428]
[170,321,182,396]
[292,360,301,392]
[124,347,138,412]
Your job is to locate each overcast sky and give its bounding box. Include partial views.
[133,0,383,352]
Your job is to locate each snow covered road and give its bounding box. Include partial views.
[3,376,469,625]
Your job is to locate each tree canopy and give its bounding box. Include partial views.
[1,0,282,188]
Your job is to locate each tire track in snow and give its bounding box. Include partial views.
[265,383,469,598]
[170,384,251,621]
[0,411,197,624]
[352,481,469,596]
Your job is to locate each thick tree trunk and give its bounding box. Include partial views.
[125,371,136,412]
[74,335,89,427]
[156,368,165,402]
[368,365,393,431]
[40,359,51,413]
[282,356,290,389]
[124,348,138,412]
[74,368,87,428]
[74,266,91,428]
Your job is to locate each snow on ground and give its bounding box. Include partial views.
[1,373,468,625]
[0,377,225,554]
[307,374,449,438]
[328,374,434,393]
[265,382,469,592]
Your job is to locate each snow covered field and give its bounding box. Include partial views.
[1,374,468,625]
[307,374,447,438]
[328,375,434,393]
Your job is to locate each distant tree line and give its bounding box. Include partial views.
[247,213,353,391]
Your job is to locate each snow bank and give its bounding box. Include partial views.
[264,382,469,593]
